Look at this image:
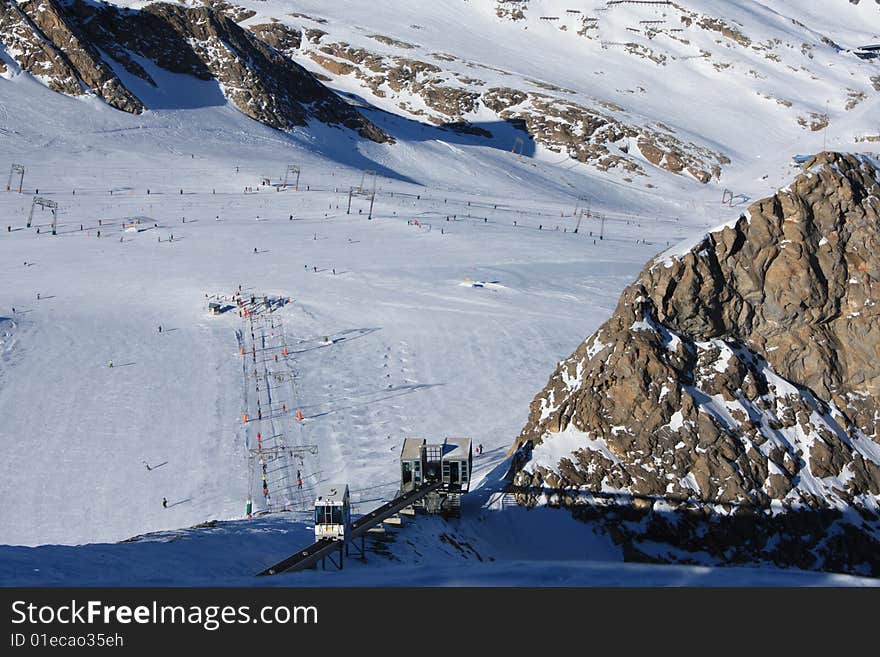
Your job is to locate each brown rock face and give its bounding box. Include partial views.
[0,0,143,113]
[0,0,386,141]
[512,152,880,576]
[248,22,302,57]
[483,87,727,181]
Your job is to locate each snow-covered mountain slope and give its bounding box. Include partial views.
[0,59,719,550]
[64,0,880,183]
[2,1,879,190]
[0,0,387,138]
[0,0,878,584]
[2,503,878,586]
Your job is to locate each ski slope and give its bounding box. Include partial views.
[1,0,879,584]
[0,69,714,548]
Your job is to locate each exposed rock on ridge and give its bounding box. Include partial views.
[0,0,143,113]
[512,152,880,575]
[302,37,726,182]
[0,0,387,141]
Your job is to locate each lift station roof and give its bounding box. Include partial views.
[315,483,348,506]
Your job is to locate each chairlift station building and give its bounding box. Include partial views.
[400,437,472,516]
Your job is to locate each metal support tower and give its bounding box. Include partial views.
[7,164,25,193]
[346,170,377,219]
[283,165,301,190]
[574,195,590,234]
[28,196,58,233]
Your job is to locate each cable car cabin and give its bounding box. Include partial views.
[400,438,472,516]
[314,484,350,541]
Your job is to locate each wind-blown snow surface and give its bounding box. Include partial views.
[1,2,878,585]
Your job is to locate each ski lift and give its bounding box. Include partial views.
[314,484,351,541]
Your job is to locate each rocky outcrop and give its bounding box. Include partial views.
[483,87,727,180]
[308,42,466,118]
[248,21,303,57]
[511,153,880,576]
[303,36,727,181]
[199,0,255,24]
[0,0,386,141]
[0,0,143,113]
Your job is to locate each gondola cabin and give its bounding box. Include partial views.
[399,437,472,516]
[314,484,350,541]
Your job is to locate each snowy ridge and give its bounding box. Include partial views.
[3,0,880,190]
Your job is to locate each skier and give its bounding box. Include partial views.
[297,477,303,490]
[254,247,258,254]
[162,497,168,508]
[143,460,153,471]
[36,292,40,300]
[108,360,113,368]
[158,325,162,334]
